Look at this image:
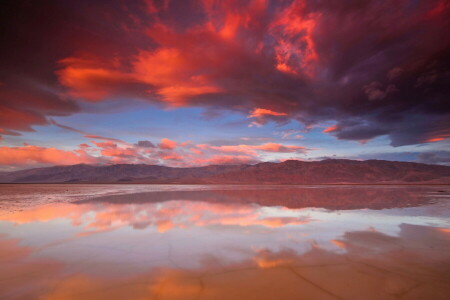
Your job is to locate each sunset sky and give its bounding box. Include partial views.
[0,0,449,170]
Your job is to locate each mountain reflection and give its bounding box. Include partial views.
[0,186,439,234]
[79,186,436,210]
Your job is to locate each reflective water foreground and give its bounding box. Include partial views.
[0,185,449,300]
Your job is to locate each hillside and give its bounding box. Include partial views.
[1,159,449,184]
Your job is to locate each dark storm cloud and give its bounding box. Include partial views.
[0,0,149,135]
[0,0,449,146]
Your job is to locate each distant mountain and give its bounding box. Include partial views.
[1,159,449,184]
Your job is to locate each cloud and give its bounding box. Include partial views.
[322,125,338,133]
[1,0,448,147]
[253,143,307,153]
[417,151,450,166]
[135,140,155,148]
[57,56,148,101]
[248,108,288,118]
[248,108,290,127]
[0,138,312,169]
[158,138,177,150]
[197,143,309,155]
[192,154,258,166]
[387,67,404,81]
[0,145,96,166]
[277,129,304,140]
[49,119,126,144]
[49,119,85,134]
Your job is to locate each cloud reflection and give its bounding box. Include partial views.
[0,200,312,235]
[2,223,448,299]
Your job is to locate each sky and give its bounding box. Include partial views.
[0,0,449,170]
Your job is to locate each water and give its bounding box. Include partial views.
[0,185,449,299]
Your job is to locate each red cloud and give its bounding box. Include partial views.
[270,0,319,77]
[55,0,321,111]
[0,105,48,133]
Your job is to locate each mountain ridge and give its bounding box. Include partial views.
[1,159,449,184]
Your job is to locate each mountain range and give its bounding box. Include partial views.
[1,159,450,184]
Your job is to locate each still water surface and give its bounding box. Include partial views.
[0,185,449,299]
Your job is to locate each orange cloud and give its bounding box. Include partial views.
[248,108,289,127]
[270,0,319,77]
[159,138,177,150]
[0,145,96,166]
[435,227,450,234]
[331,239,346,249]
[55,0,322,111]
[248,108,288,118]
[254,143,306,153]
[425,134,450,143]
[323,125,338,133]
[158,151,183,161]
[57,56,143,102]
[133,48,222,105]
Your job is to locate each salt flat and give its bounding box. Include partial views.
[0,185,449,299]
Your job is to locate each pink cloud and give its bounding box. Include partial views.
[0,135,313,168]
[254,143,306,153]
[158,138,177,150]
[191,155,258,166]
[0,145,96,166]
[196,143,308,155]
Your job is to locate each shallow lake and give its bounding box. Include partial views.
[0,184,449,299]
